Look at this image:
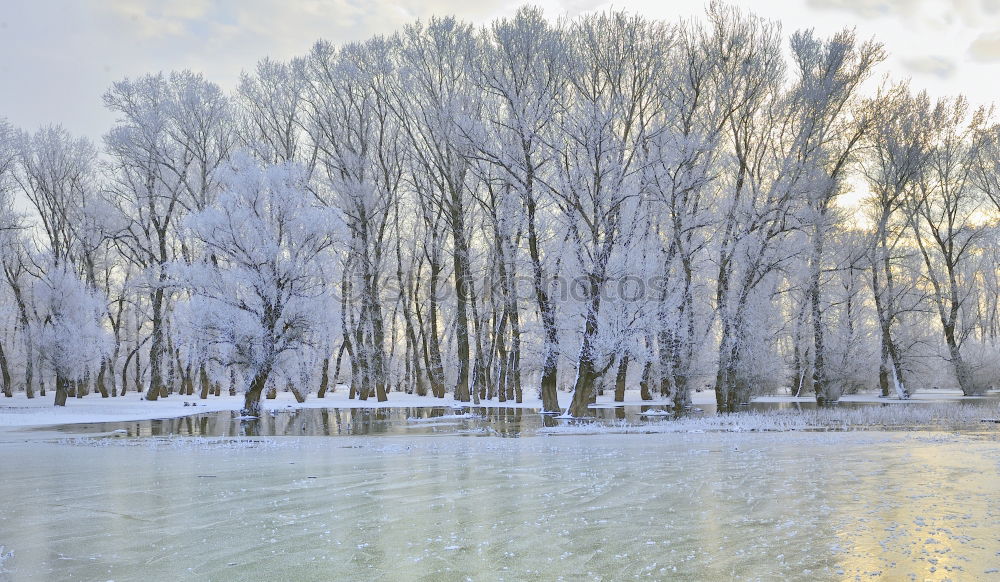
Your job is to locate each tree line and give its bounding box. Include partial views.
[2,4,999,416]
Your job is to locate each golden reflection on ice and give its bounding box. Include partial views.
[832,433,1000,580]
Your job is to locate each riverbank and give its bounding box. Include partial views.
[1,386,997,432]
[0,388,707,428]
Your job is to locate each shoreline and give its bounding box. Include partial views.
[2,387,997,434]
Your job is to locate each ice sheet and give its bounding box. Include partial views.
[1,431,999,581]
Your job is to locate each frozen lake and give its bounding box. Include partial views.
[1,430,999,580]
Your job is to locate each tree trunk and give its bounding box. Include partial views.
[146,287,166,401]
[524,196,559,413]
[567,273,613,416]
[0,340,11,397]
[394,210,425,397]
[639,361,654,401]
[199,364,211,399]
[944,323,978,395]
[9,280,35,398]
[510,343,522,404]
[288,382,307,404]
[449,186,472,403]
[242,366,271,417]
[614,355,628,402]
[53,374,69,407]
[495,325,507,403]
[332,341,349,395]
[811,208,837,404]
[568,253,611,417]
[425,260,446,399]
[364,283,389,403]
[715,321,735,413]
[183,363,195,397]
[670,327,691,413]
[317,356,331,398]
[96,362,109,398]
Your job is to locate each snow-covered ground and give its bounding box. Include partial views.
[541,402,1000,435]
[0,388,720,429]
[755,388,1000,403]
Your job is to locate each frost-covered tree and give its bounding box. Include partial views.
[237,57,308,166]
[0,119,21,398]
[908,97,992,395]
[645,17,723,411]
[859,87,932,398]
[707,4,796,411]
[467,6,566,411]
[395,17,483,403]
[303,38,403,402]
[32,261,110,406]
[556,13,667,417]
[786,28,884,404]
[104,71,233,401]
[176,154,336,416]
[14,125,97,268]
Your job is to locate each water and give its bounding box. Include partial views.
[33,397,1000,438]
[1,431,999,580]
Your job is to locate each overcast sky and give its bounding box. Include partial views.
[2,0,999,143]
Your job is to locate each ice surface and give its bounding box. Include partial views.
[1,431,999,581]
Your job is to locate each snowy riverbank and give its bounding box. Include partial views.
[1,386,997,431]
[542,402,1000,435]
[0,388,714,429]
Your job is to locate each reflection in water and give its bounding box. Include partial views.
[36,395,1000,438]
[44,404,686,438]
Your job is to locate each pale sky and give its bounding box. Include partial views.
[2,0,1000,143]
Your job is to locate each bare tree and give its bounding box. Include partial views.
[104,71,232,401]
[553,12,668,417]
[467,6,565,410]
[908,97,991,395]
[859,87,931,399]
[394,17,482,402]
[787,29,884,403]
[237,57,309,166]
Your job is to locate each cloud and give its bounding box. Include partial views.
[102,0,212,39]
[899,55,957,78]
[804,0,922,18]
[968,30,1000,62]
[807,0,1000,28]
